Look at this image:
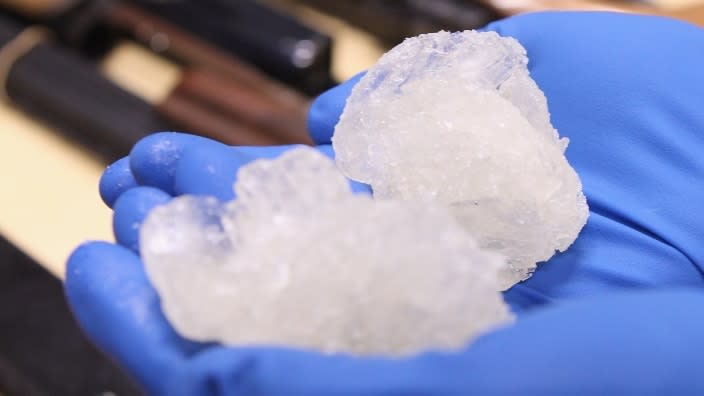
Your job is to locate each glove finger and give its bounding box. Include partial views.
[171,288,704,396]
[174,144,301,201]
[129,132,224,195]
[65,241,201,395]
[174,143,371,200]
[99,157,138,208]
[308,72,365,145]
[113,186,171,253]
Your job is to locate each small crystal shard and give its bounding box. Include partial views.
[140,147,511,356]
[333,31,589,289]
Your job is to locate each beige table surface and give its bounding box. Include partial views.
[0,105,113,279]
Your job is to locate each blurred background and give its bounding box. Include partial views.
[0,0,702,394]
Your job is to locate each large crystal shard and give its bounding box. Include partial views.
[333,31,589,288]
[140,147,511,356]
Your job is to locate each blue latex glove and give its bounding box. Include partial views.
[67,12,704,395]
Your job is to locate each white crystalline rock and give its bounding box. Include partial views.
[140,147,512,356]
[333,30,589,289]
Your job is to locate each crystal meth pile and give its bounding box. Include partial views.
[141,147,512,356]
[333,31,589,289]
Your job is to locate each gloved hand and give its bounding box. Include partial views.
[66,12,704,395]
